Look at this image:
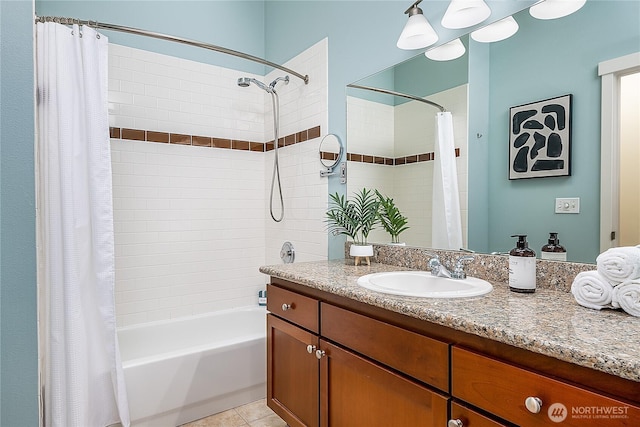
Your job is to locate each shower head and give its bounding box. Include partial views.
[237,77,270,92]
[237,77,252,87]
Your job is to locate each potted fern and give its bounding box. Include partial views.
[375,190,409,245]
[326,188,380,264]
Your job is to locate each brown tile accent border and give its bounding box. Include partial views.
[308,126,321,140]
[212,138,232,149]
[170,133,191,145]
[321,151,339,161]
[192,136,212,147]
[110,125,322,153]
[121,128,145,141]
[233,140,250,151]
[346,149,460,166]
[147,131,169,143]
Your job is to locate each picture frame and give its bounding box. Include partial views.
[509,94,572,180]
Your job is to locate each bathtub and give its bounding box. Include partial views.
[118,306,267,427]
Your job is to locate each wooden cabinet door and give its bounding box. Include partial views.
[319,339,449,427]
[267,314,319,427]
[450,401,510,427]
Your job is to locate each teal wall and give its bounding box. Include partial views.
[0,0,39,425]
[482,1,640,262]
[2,1,638,422]
[264,1,533,258]
[36,1,267,74]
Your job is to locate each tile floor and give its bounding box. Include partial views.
[181,399,287,427]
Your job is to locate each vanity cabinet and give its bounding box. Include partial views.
[319,339,448,426]
[452,346,640,427]
[267,279,640,427]
[267,286,320,427]
[267,283,449,427]
[449,401,510,427]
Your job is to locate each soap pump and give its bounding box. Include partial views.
[509,234,536,293]
[541,232,567,261]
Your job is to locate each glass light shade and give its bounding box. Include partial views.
[529,0,586,20]
[441,0,492,29]
[425,38,466,61]
[471,16,519,43]
[397,13,439,50]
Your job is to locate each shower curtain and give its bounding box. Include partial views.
[432,112,463,250]
[36,22,130,427]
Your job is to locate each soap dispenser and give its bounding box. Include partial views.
[541,232,567,261]
[509,235,537,293]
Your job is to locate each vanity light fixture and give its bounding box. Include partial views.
[425,38,466,61]
[441,0,491,29]
[529,0,586,20]
[397,0,439,50]
[471,15,519,43]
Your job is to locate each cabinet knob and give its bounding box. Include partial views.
[448,419,464,427]
[315,349,326,359]
[281,303,292,311]
[306,345,316,354]
[525,396,543,414]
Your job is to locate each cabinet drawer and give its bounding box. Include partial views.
[267,284,319,333]
[450,401,509,427]
[321,303,449,391]
[452,346,640,426]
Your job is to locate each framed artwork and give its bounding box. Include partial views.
[509,94,572,180]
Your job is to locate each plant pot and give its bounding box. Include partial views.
[350,244,374,257]
[350,244,373,266]
[388,242,406,246]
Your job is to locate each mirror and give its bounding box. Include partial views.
[319,134,343,170]
[346,1,640,264]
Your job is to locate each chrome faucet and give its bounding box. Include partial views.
[451,255,475,279]
[427,253,475,279]
[426,253,452,278]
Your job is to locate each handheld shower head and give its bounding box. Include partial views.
[237,77,252,87]
[237,77,270,92]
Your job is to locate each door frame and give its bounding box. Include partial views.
[598,52,640,252]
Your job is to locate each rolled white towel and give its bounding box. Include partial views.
[571,271,615,310]
[596,246,640,285]
[612,280,640,317]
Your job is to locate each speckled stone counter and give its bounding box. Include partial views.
[259,259,640,383]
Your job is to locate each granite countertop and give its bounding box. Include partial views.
[260,259,640,383]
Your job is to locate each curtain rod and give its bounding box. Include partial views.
[35,15,310,85]
[347,84,446,112]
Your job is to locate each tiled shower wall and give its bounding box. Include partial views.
[109,40,328,326]
[346,84,468,247]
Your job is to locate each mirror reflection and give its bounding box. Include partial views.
[346,1,639,264]
[319,134,343,169]
[347,44,469,248]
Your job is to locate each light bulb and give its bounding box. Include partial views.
[530,0,586,20]
[471,16,519,43]
[441,0,491,29]
[397,6,439,50]
[425,38,466,61]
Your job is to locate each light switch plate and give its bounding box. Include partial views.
[555,197,580,214]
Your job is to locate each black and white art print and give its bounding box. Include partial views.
[509,94,572,180]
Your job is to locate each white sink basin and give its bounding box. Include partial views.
[357,271,493,298]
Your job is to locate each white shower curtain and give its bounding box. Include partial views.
[36,22,130,427]
[432,112,463,250]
